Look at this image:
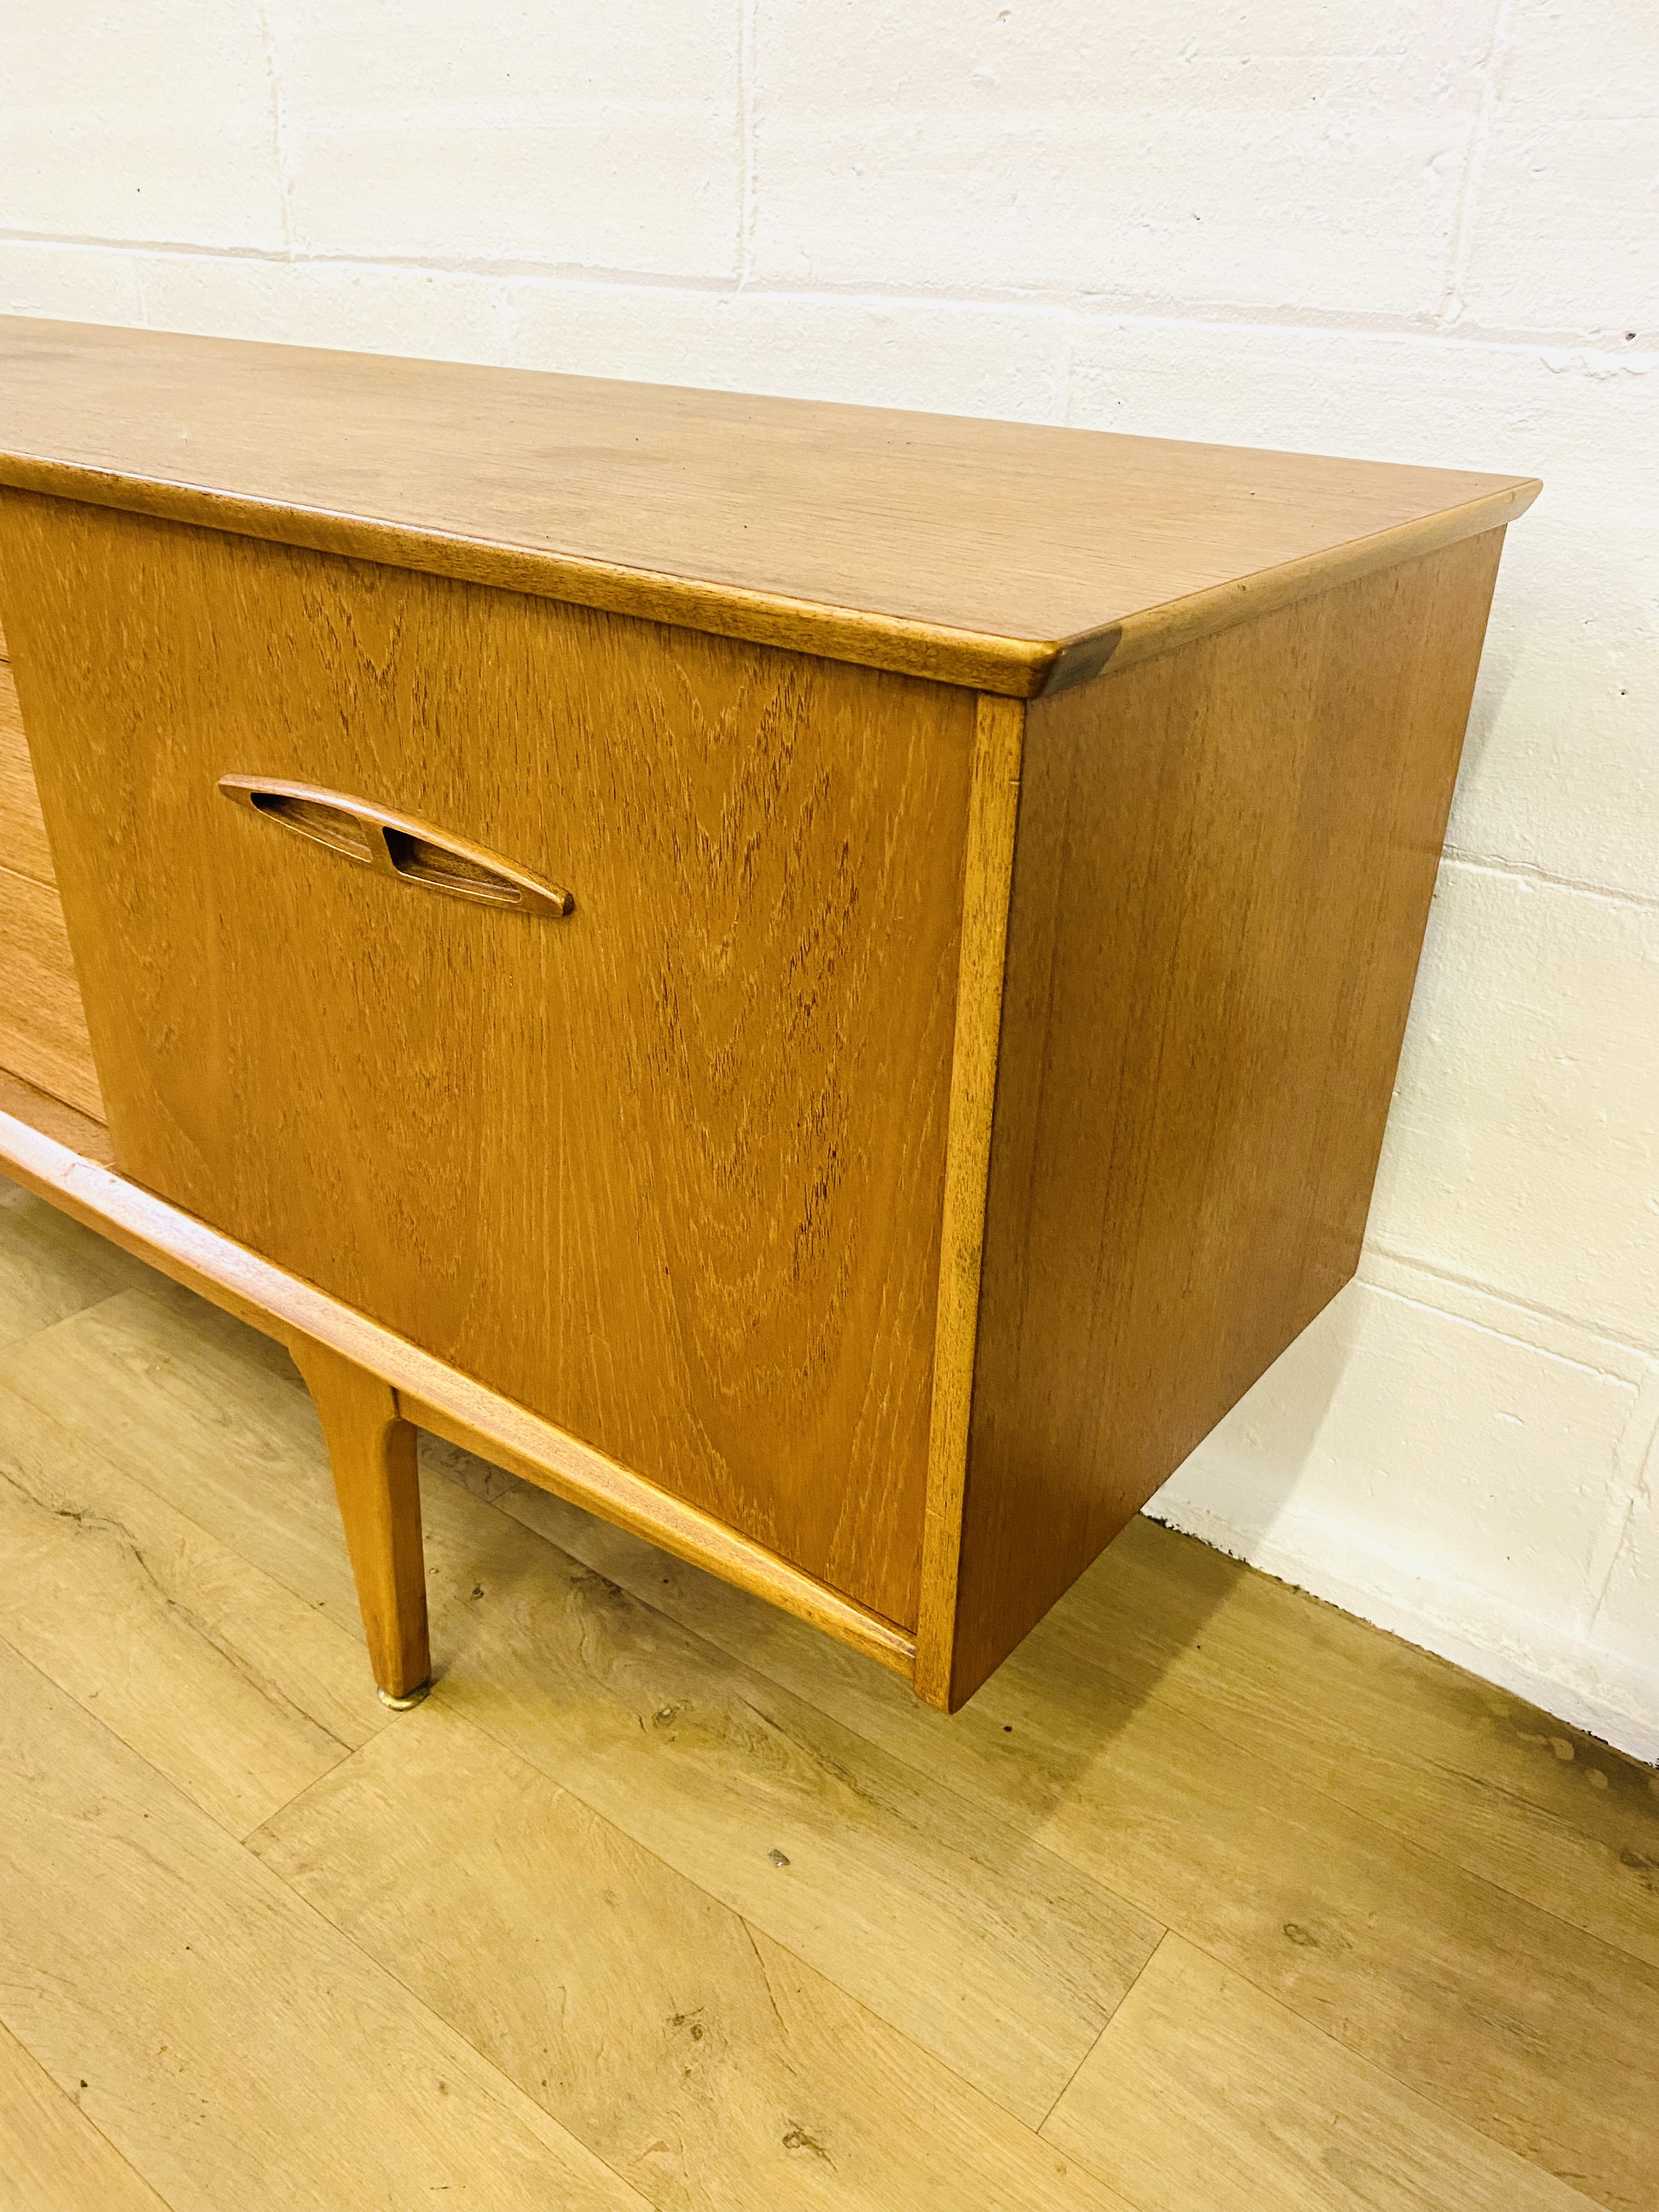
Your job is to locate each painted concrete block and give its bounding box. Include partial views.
[1458,119,1659,342]
[1149,1279,1659,1759]
[0,242,147,329]
[129,255,509,365]
[1456,0,1657,342]
[271,0,743,277]
[1069,318,1659,900]
[1154,1275,1637,1634]
[0,4,285,249]
[751,1,1486,313]
[504,281,1071,421]
[1590,1386,1659,1705]
[1458,510,1659,904]
[1066,316,1657,516]
[1487,0,1659,115]
[1369,861,1659,1346]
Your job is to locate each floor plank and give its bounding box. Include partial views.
[0,1277,1163,2128]
[452,1460,1659,2212]
[0,2018,170,2212]
[0,1281,368,1630]
[558,1475,1659,1972]
[254,1694,1133,2212]
[418,1487,1159,2127]
[1043,1934,1601,2212]
[0,1635,649,2212]
[5,1199,1657,2211]
[0,1370,382,1837]
[1068,1515,1659,1972]
[0,1183,146,1352]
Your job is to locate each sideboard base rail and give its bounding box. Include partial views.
[0,1069,918,1696]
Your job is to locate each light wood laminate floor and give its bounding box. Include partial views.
[0,1176,1655,2212]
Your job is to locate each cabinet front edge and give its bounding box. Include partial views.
[0,463,1054,698]
[0,463,1539,704]
[915,692,1029,1708]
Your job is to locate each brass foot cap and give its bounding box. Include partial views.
[378,1680,431,1711]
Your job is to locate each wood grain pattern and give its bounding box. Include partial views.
[556,1499,1659,2210]
[0,1635,651,2212]
[0,1279,411,1635]
[0,318,1538,695]
[8,1070,909,1702]
[291,1337,430,1703]
[1093,1516,1659,1976]
[0,363,1530,1712]
[0,1168,137,1348]
[253,1697,1134,2211]
[1042,1935,1601,2212]
[0,1371,376,1833]
[3,492,971,1630]
[0,1094,917,1679]
[409,1464,1160,2128]
[2,1189,1655,2212]
[398,1381,918,1678]
[916,691,1025,1708]
[0,1064,115,1167]
[945,530,1506,1704]
[0,1265,1160,2127]
[0,659,56,886]
[0,856,102,1120]
[0,636,104,1123]
[455,1472,1659,1995]
[0,2019,171,2212]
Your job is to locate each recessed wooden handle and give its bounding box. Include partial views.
[218,776,573,918]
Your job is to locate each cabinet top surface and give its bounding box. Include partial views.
[0,316,1538,694]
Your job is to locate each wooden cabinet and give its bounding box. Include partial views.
[12,504,968,1632]
[0,317,1537,1710]
[0,642,104,1120]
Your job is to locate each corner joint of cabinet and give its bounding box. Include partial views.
[1034,627,1122,699]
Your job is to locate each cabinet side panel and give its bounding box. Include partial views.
[949,531,1505,1705]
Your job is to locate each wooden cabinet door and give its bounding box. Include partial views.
[2,494,976,1627]
[0,644,103,1119]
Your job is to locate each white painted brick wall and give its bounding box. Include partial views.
[1,0,1654,1751]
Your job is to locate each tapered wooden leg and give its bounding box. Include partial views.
[291,1338,431,1706]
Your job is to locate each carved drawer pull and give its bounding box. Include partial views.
[217,775,573,918]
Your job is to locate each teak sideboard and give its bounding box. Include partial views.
[0,318,1538,1711]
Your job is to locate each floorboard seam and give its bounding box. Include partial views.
[413,1498,1659,2208]
[239,1814,759,2212]
[0,2018,183,2212]
[1033,1927,1171,2135]
[1165,1927,1620,2212]
[426,1683,1104,2139]
[0,1615,648,2208]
